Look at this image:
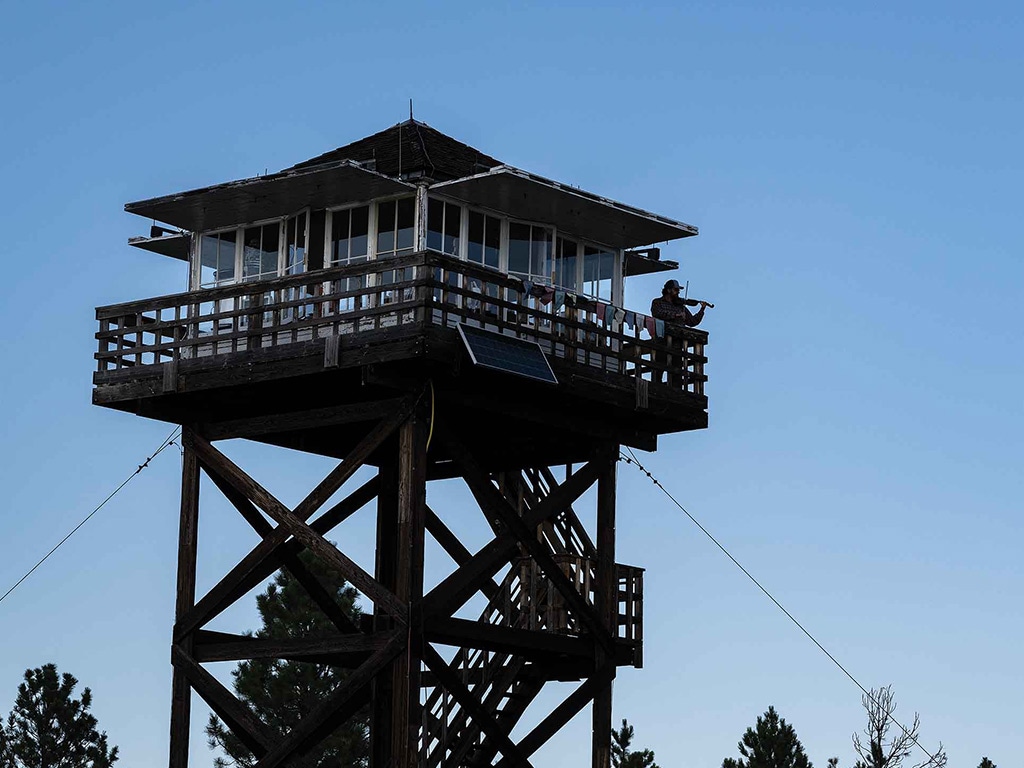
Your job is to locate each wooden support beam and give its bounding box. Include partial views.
[392,413,428,768]
[421,645,535,768]
[201,460,361,635]
[168,441,199,768]
[192,630,398,663]
[443,432,616,656]
[424,505,500,601]
[172,477,377,642]
[171,645,273,758]
[424,616,592,660]
[252,634,405,768]
[421,460,602,619]
[174,395,412,640]
[593,450,618,768]
[202,398,405,440]
[189,431,409,623]
[494,665,617,768]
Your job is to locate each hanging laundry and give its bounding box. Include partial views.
[623,310,636,330]
[595,303,606,322]
[553,290,566,312]
[613,308,626,326]
[520,279,533,302]
[655,318,666,337]
[645,316,657,337]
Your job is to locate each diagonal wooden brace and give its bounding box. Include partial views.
[253,633,405,768]
[422,460,602,620]
[444,432,616,656]
[421,644,535,768]
[189,432,408,624]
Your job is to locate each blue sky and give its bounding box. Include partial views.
[1,1,1021,766]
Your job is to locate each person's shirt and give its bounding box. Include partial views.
[650,295,705,330]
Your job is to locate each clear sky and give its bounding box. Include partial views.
[1,1,1021,766]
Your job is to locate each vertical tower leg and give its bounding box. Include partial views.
[372,412,428,768]
[169,436,199,768]
[593,447,618,768]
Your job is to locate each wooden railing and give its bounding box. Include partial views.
[95,251,707,396]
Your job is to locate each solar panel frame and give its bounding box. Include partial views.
[456,323,559,385]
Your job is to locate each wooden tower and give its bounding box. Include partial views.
[93,121,708,768]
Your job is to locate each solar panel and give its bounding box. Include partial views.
[457,324,558,385]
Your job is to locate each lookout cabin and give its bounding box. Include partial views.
[94,120,708,468]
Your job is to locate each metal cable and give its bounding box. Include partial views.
[619,446,943,765]
[0,427,182,607]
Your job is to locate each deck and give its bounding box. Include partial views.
[94,251,708,462]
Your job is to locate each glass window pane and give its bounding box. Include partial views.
[557,237,578,292]
[483,215,500,269]
[467,210,484,264]
[286,212,306,274]
[508,222,530,275]
[426,198,444,253]
[530,226,553,283]
[396,197,415,252]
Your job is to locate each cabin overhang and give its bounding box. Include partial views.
[125,160,414,233]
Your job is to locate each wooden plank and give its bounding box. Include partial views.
[169,442,200,768]
[421,645,535,768]
[421,460,602,620]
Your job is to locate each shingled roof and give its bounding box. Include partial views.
[289,120,503,182]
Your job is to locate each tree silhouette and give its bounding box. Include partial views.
[722,705,812,768]
[611,719,659,768]
[206,550,368,768]
[977,759,996,768]
[851,686,945,768]
[0,664,118,768]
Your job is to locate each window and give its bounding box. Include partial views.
[556,236,579,293]
[582,244,615,302]
[508,222,553,284]
[376,198,416,259]
[329,205,370,265]
[241,222,280,281]
[199,230,237,288]
[284,212,307,275]
[467,210,501,270]
[328,206,371,313]
[427,198,461,256]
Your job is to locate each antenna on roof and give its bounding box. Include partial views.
[410,98,414,121]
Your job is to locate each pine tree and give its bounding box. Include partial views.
[206,550,369,768]
[0,664,118,768]
[977,758,996,768]
[722,706,812,768]
[851,686,946,768]
[611,719,659,768]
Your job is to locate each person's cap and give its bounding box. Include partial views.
[663,279,681,291]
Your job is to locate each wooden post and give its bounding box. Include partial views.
[169,436,200,768]
[392,412,428,767]
[371,449,400,768]
[593,446,617,768]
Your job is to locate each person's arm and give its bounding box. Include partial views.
[651,298,687,322]
[682,303,706,326]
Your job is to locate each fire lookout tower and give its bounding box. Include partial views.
[93,120,708,768]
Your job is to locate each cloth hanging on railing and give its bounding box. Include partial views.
[613,308,626,327]
[595,303,606,322]
[624,310,636,330]
[655,318,666,336]
[553,290,566,312]
[645,316,657,337]
[519,279,533,302]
